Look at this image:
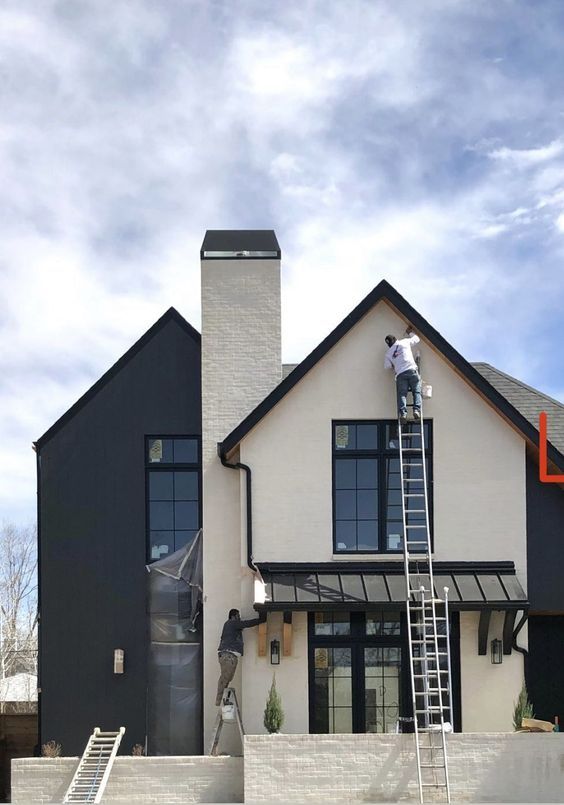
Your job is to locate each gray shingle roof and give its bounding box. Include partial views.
[472,363,564,455]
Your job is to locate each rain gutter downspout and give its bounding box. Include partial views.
[512,611,529,687]
[218,444,255,571]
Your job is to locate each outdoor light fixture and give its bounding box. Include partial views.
[270,639,280,665]
[114,649,124,674]
[490,638,503,665]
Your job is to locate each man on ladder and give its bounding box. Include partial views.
[384,326,422,424]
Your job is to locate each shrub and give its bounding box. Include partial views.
[41,740,62,758]
[513,682,534,730]
[263,674,284,734]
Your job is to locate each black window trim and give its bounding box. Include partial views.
[145,434,202,564]
[332,419,434,555]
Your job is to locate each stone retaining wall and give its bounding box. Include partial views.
[11,756,243,803]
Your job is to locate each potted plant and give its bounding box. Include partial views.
[263,675,284,734]
[513,683,534,730]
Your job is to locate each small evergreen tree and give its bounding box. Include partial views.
[513,682,534,730]
[263,675,284,734]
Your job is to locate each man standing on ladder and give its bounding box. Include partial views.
[384,326,422,424]
[215,609,264,706]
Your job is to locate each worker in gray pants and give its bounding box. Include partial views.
[216,609,264,706]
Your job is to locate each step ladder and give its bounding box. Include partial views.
[399,410,452,804]
[208,687,245,756]
[63,727,125,803]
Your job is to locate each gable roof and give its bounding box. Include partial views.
[220,279,564,472]
[34,308,200,450]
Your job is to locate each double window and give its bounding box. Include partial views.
[332,421,432,554]
[146,436,200,562]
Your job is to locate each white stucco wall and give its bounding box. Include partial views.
[240,299,527,578]
[202,275,528,739]
[460,611,526,731]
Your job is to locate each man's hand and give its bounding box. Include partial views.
[405,324,415,336]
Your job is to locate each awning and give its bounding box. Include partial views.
[255,562,527,612]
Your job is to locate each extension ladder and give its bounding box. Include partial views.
[63,727,125,803]
[208,687,245,756]
[399,409,452,804]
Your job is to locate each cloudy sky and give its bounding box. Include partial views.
[3,0,564,525]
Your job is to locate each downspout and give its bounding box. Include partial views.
[512,611,529,688]
[218,444,255,571]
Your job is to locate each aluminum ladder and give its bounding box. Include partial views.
[399,410,452,804]
[208,687,245,756]
[63,727,125,803]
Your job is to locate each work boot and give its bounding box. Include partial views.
[414,409,421,420]
[399,414,408,425]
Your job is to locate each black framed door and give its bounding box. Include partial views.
[308,611,411,733]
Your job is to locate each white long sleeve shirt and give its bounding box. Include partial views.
[384,334,420,377]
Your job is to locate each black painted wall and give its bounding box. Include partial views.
[526,457,564,611]
[37,311,201,755]
[528,616,564,723]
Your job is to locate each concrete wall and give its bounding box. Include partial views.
[244,733,564,803]
[11,756,243,804]
[201,255,281,750]
[241,299,527,574]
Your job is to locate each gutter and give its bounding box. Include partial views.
[218,445,255,571]
[512,611,529,687]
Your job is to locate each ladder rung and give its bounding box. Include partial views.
[420,764,446,769]
[404,493,424,497]
[413,671,448,677]
[415,707,444,712]
[422,783,448,787]
[405,525,426,528]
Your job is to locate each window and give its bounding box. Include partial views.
[146,437,200,562]
[333,421,432,553]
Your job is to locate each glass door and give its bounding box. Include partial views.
[313,645,353,733]
[309,612,405,734]
[364,646,401,733]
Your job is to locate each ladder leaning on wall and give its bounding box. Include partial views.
[399,406,453,804]
[63,727,125,803]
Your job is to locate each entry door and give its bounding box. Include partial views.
[363,646,402,733]
[311,640,403,733]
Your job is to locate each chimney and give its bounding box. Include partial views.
[200,229,282,460]
[200,229,282,749]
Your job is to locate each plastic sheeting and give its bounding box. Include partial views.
[146,531,203,755]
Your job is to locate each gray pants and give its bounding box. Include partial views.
[216,652,238,705]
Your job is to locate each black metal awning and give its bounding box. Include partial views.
[254,561,527,612]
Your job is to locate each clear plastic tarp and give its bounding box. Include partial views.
[146,531,202,755]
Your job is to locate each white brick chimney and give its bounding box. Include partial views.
[200,230,281,749]
[200,230,281,462]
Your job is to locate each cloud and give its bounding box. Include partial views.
[2,0,564,523]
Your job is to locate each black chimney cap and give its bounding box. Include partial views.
[201,230,280,259]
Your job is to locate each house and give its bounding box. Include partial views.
[35,230,564,758]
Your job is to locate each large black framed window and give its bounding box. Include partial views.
[146,436,201,562]
[332,421,433,554]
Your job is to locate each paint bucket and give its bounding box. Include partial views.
[422,383,432,399]
[222,703,236,722]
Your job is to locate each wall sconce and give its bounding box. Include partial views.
[270,639,280,665]
[490,639,503,665]
[114,649,124,674]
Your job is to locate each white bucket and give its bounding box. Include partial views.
[222,703,236,722]
[422,383,432,399]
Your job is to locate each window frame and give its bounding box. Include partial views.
[145,434,202,564]
[332,420,433,555]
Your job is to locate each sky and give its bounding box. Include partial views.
[3,0,564,526]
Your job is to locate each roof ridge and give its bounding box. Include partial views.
[472,362,564,410]
[35,307,200,449]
